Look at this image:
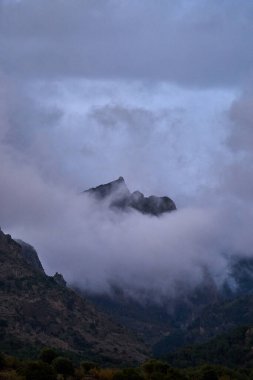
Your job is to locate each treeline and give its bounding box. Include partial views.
[1,349,253,380]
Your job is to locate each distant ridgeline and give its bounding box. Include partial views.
[84,176,176,216]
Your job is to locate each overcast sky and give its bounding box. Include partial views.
[1,0,253,298]
[1,0,251,197]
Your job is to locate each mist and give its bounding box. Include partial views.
[1,0,253,302]
[1,93,253,301]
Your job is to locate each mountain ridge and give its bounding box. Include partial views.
[84,177,177,216]
[0,228,148,364]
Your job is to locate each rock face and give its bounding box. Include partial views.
[53,272,67,287]
[0,228,148,364]
[15,239,45,274]
[85,177,176,216]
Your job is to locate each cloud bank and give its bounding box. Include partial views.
[0,0,253,301]
[1,84,253,301]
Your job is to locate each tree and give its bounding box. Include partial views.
[24,360,56,380]
[39,348,58,364]
[113,368,144,380]
[142,360,170,376]
[198,366,219,380]
[52,357,74,379]
[81,360,99,373]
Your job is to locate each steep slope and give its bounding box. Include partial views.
[84,271,221,346]
[83,290,171,346]
[84,177,176,215]
[0,229,148,364]
[86,258,253,358]
[153,292,253,356]
[15,239,45,274]
[166,325,253,368]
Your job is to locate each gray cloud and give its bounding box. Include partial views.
[1,1,253,302]
[1,130,252,301]
[1,0,253,86]
[0,79,252,301]
[228,91,253,153]
[217,87,253,202]
[2,75,228,199]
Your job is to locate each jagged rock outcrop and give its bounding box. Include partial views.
[85,177,176,216]
[0,228,148,364]
[15,239,45,274]
[14,239,68,288]
[53,272,67,287]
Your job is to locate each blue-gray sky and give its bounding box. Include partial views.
[0,0,253,297]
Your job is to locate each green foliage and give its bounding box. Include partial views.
[4,355,21,370]
[198,366,219,380]
[141,360,187,380]
[142,359,170,375]
[81,360,99,373]
[52,356,74,378]
[149,370,186,380]
[90,367,117,380]
[1,349,253,380]
[113,368,144,380]
[39,347,58,364]
[0,369,23,380]
[183,365,249,380]
[22,360,57,380]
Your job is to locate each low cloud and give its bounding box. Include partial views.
[1,1,253,303]
[218,86,253,202]
[1,101,253,302]
[0,75,252,302]
[1,149,253,302]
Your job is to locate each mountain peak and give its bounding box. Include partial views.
[84,178,176,216]
[84,176,130,200]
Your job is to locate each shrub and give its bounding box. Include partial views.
[0,352,5,369]
[142,360,170,376]
[23,360,56,380]
[113,368,144,380]
[81,361,99,373]
[39,348,58,364]
[52,357,74,379]
[0,369,23,380]
[91,368,117,380]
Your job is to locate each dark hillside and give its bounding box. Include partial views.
[0,229,148,365]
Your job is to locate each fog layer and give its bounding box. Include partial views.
[0,0,253,300]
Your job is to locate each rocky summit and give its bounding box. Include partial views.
[84,177,176,216]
